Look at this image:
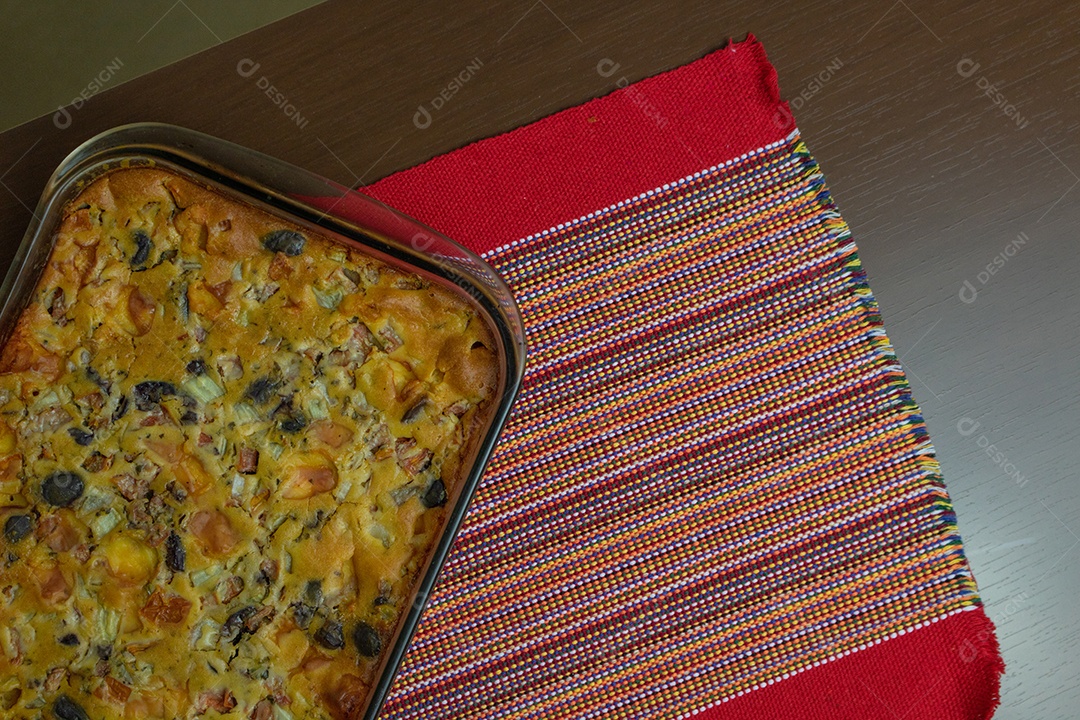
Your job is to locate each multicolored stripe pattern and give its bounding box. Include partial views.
[380,132,980,719]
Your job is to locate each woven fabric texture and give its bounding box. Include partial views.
[346,36,1003,720]
[362,133,985,719]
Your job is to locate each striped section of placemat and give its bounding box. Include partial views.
[379,130,980,719]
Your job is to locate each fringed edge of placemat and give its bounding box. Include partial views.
[689,133,1002,720]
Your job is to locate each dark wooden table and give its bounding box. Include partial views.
[2,1,1076,716]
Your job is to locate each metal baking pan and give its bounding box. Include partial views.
[0,123,526,719]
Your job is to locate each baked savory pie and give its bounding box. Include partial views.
[0,168,498,719]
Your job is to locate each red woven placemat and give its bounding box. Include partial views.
[332,34,1002,720]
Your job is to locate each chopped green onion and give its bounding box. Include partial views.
[234,403,260,424]
[333,479,353,502]
[97,608,120,641]
[113,662,135,686]
[390,485,416,505]
[90,509,122,538]
[177,284,189,322]
[266,442,285,460]
[266,514,288,534]
[367,523,392,548]
[130,660,153,686]
[80,486,112,513]
[274,354,301,382]
[29,389,60,414]
[192,619,221,650]
[273,706,296,720]
[307,396,329,421]
[190,565,223,588]
[1,628,20,660]
[313,287,343,310]
[182,375,224,403]
[74,574,92,601]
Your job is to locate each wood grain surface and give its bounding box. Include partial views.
[1,1,1076,717]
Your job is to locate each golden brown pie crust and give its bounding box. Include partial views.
[0,167,497,719]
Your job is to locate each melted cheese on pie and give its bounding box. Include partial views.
[0,167,497,719]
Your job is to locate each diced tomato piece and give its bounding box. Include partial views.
[36,566,71,605]
[140,588,192,625]
[104,676,132,703]
[126,286,157,336]
[237,446,259,474]
[0,334,63,381]
[280,463,337,500]
[309,420,354,449]
[188,510,239,555]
